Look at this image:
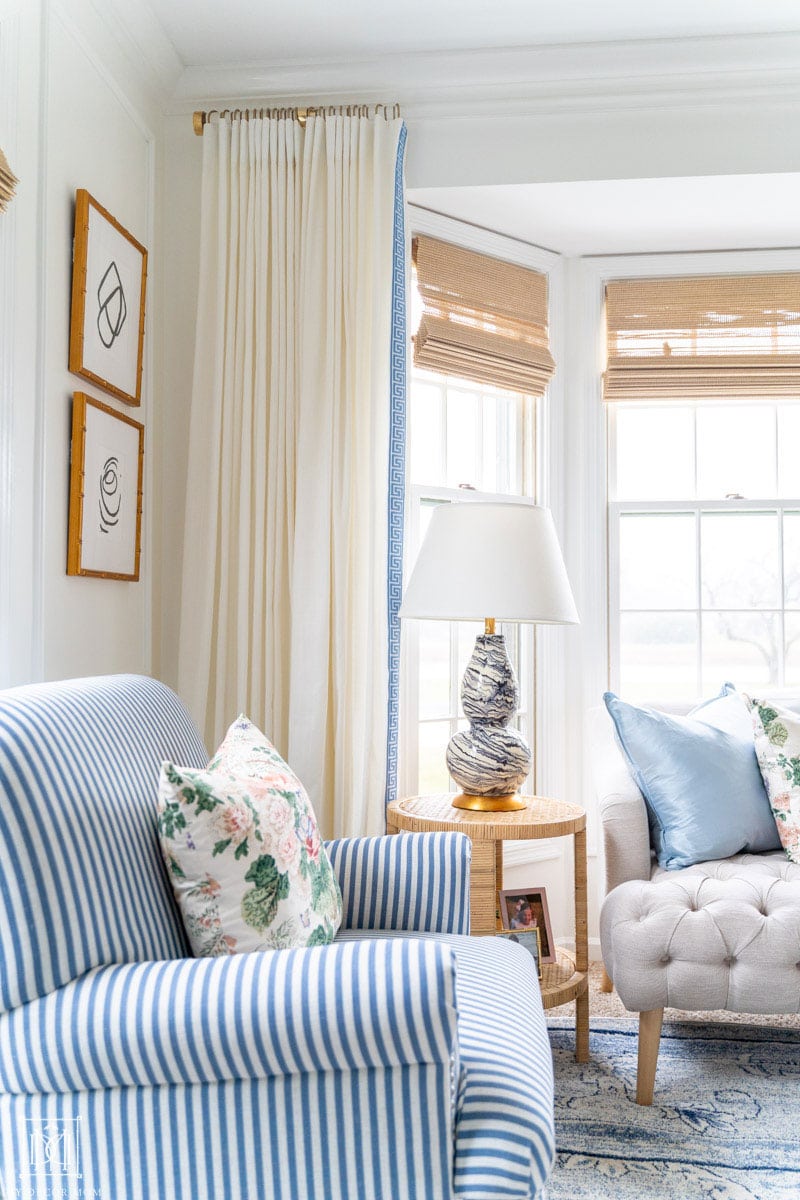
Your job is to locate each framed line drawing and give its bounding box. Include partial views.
[68,393,144,581]
[69,190,147,407]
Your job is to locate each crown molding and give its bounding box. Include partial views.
[83,0,184,106]
[170,31,800,117]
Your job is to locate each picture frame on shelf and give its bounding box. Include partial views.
[497,887,556,964]
[496,927,542,979]
[67,392,144,581]
[69,189,147,407]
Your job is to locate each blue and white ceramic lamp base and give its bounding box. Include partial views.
[447,634,530,812]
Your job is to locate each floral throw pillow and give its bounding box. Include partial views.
[158,715,342,956]
[749,698,800,863]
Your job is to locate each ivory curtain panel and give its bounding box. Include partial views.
[178,110,406,837]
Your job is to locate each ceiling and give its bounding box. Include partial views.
[149,0,800,66]
[409,174,800,255]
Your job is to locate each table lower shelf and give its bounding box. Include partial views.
[540,946,588,1011]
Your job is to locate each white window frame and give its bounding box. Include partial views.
[569,246,800,712]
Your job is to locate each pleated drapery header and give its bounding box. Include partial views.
[604,273,800,401]
[412,235,555,397]
[193,103,401,134]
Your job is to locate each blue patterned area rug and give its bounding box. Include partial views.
[547,1019,800,1200]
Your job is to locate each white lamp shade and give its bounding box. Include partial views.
[399,502,579,624]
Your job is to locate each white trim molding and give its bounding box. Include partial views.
[87,0,183,105]
[169,32,800,119]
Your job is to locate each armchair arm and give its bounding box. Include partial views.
[326,832,471,934]
[0,938,458,1096]
[588,705,652,895]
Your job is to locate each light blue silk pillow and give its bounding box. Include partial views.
[604,684,780,870]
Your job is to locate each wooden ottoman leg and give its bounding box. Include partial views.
[600,968,613,993]
[636,1008,664,1106]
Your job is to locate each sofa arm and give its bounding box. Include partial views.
[0,939,459,1096]
[589,705,652,894]
[326,832,471,934]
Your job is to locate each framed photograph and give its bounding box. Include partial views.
[498,887,556,964]
[496,928,542,980]
[69,189,147,407]
[67,393,144,581]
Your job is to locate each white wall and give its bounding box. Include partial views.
[0,0,162,687]
[0,2,44,686]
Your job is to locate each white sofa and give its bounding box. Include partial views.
[593,693,800,1105]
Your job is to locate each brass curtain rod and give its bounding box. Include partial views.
[193,103,401,136]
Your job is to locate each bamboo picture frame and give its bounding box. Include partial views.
[69,190,147,407]
[67,393,144,581]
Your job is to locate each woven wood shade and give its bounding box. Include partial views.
[412,235,555,396]
[604,274,800,401]
[0,148,17,214]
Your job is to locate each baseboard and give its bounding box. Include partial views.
[557,936,602,962]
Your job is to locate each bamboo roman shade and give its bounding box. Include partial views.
[604,274,800,401]
[412,235,555,396]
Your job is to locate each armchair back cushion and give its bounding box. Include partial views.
[0,675,208,1012]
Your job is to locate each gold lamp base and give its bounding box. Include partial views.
[451,792,527,813]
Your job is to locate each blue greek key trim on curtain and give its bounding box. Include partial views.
[385,123,408,809]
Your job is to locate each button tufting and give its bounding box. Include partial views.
[660,954,671,964]
[723,955,736,966]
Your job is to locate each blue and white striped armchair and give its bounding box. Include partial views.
[0,675,555,1199]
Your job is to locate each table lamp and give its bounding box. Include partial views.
[399,502,579,811]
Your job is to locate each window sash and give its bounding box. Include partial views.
[608,499,800,696]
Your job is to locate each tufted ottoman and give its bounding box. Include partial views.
[602,859,800,1100]
[591,695,800,1105]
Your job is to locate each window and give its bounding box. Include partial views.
[609,399,800,699]
[401,368,537,795]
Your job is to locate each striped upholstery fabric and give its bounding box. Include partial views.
[0,676,555,1200]
[0,675,206,1011]
[0,939,458,1093]
[340,932,556,1199]
[0,1065,456,1200]
[329,831,471,934]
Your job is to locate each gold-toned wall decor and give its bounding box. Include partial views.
[67,392,144,581]
[69,190,147,407]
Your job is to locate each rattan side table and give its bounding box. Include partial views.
[387,793,589,1062]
